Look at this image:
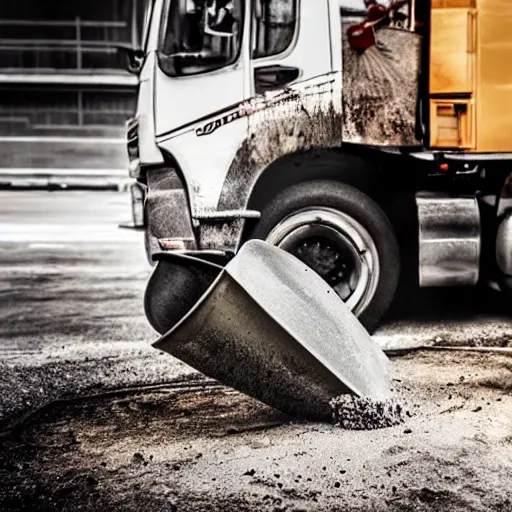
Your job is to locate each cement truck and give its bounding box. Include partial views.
[124,0,512,333]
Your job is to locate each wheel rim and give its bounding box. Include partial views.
[264,207,380,317]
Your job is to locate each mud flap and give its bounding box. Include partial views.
[152,240,393,421]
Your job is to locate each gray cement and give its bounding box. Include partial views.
[2,351,512,512]
[330,393,408,430]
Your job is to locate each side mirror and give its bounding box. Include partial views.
[114,44,145,74]
[204,5,234,38]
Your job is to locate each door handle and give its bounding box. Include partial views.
[254,65,300,94]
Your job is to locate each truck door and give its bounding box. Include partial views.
[153,0,249,213]
[247,0,340,140]
[250,0,334,95]
[215,0,344,212]
[213,0,344,212]
[340,0,423,147]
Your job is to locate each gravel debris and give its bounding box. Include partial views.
[330,394,407,430]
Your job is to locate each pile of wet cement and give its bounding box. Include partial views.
[330,394,407,431]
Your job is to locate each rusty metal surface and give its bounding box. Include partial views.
[145,169,196,242]
[341,25,421,146]
[217,76,343,213]
[198,218,246,251]
[153,240,392,421]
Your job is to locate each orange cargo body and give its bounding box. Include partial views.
[429,0,512,152]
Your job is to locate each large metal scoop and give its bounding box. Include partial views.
[145,253,223,335]
[153,240,393,421]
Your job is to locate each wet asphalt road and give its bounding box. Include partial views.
[2,190,512,430]
[0,190,199,430]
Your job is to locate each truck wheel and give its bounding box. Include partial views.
[249,180,400,333]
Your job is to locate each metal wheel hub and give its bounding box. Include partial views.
[265,207,380,316]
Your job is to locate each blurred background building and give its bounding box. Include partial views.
[0,0,147,173]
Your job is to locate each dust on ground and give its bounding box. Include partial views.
[1,350,512,511]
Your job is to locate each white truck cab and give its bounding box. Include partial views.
[126,0,512,333]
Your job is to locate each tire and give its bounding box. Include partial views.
[249,180,400,333]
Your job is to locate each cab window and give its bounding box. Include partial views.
[253,0,297,59]
[159,0,244,76]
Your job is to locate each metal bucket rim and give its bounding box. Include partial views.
[152,267,227,344]
[150,251,225,270]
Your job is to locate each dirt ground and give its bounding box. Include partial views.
[1,349,512,512]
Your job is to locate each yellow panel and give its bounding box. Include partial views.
[476,0,512,152]
[431,0,475,7]
[430,8,475,95]
[430,99,475,149]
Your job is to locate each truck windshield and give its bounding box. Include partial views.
[158,0,244,76]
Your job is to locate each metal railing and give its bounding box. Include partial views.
[0,18,132,70]
[0,87,136,130]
